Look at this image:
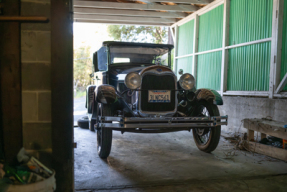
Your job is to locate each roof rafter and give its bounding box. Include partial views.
[73,8,188,18]
[137,0,212,4]
[74,19,171,26]
[73,1,198,12]
[74,14,177,23]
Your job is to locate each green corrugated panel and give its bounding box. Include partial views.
[197,52,222,90]
[227,42,271,91]
[176,56,193,77]
[177,20,194,56]
[281,1,287,91]
[198,5,223,52]
[229,0,273,45]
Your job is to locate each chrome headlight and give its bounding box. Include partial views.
[125,72,141,89]
[179,73,195,90]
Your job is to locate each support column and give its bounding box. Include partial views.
[269,0,284,98]
[192,14,199,79]
[173,25,179,76]
[220,0,230,96]
[0,0,22,163]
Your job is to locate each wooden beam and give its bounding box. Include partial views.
[243,118,287,140]
[275,72,287,94]
[0,16,49,22]
[73,1,198,12]
[73,7,188,18]
[192,14,199,78]
[51,0,74,191]
[74,14,176,23]
[245,141,287,161]
[74,19,172,26]
[0,0,22,163]
[143,0,212,4]
[220,0,230,95]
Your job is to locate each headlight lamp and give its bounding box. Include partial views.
[179,73,195,90]
[124,72,141,90]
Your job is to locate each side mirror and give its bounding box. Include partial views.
[93,52,99,72]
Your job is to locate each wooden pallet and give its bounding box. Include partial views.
[243,118,287,161]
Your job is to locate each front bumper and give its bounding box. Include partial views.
[96,116,228,131]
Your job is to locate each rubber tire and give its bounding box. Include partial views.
[97,103,113,159]
[77,116,89,129]
[192,100,221,153]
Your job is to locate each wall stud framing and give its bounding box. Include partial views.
[269,0,284,98]
[173,25,179,76]
[192,14,199,78]
[220,0,230,96]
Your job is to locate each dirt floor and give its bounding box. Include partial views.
[74,127,287,192]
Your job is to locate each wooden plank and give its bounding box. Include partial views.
[74,14,176,23]
[275,72,287,94]
[74,19,171,26]
[248,130,254,141]
[243,119,287,140]
[192,14,199,78]
[73,0,198,12]
[0,16,48,22]
[51,0,74,191]
[261,133,267,139]
[225,38,272,50]
[0,0,22,163]
[220,0,230,95]
[246,141,287,161]
[73,8,188,18]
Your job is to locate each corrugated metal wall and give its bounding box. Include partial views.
[176,56,193,76]
[228,42,271,91]
[229,0,273,45]
[198,5,223,52]
[281,0,287,91]
[177,20,194,56]
[197,52,222,90]
[227,0,273,91]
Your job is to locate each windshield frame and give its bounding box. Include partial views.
[107,45,172,68]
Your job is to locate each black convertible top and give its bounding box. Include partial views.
[102,41,174,49]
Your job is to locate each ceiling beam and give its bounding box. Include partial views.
[74,19,172,26]
[73,8,188,18]
[73,1,198,12]
[136,0,213,4]
[74,14,177,23]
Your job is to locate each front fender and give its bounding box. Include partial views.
[195,89,223,105]
[95,84,119,104]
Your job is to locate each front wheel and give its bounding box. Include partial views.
[192,100,221,153]
[96,103,113,158]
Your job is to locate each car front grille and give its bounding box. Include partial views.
[140,73,176,112]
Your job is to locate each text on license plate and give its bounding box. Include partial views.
[148,90,171,103]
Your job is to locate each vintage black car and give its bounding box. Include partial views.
[85,41,228,158]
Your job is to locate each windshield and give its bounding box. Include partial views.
[109,46,170,66]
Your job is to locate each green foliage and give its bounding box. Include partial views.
[74,46,93,88]
[107,25,168,44]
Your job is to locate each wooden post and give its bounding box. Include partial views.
[173,25,179,76]
[0,0,23,163]
[220,0,230,96]
[51,0,74,191]
[192,14,199,78]
[269,0,284,98]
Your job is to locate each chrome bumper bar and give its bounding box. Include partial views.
[96,116,228,130]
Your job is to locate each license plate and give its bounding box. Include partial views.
[148,90,171,103]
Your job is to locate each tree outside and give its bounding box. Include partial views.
[107,25,168,44]
[74,46,93,97]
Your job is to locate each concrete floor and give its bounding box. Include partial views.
[74,128,287,192]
